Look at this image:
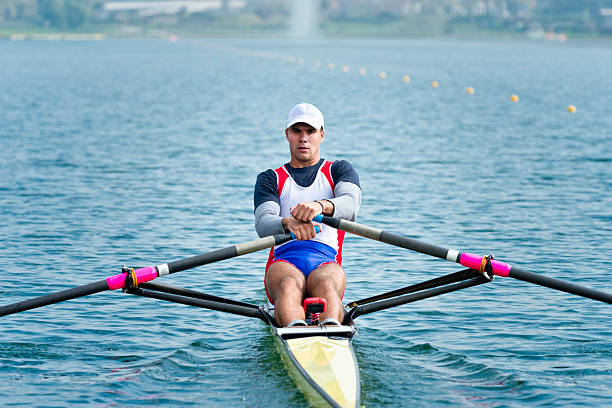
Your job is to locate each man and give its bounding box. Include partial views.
[254,103,361,327]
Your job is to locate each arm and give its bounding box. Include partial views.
[290,160,361,223]
[254,170,284,238]
[254,170,318,240]
[328,160,361,221]
[256,202,318,240]
[328,181,361,221]
[254,201,285,237]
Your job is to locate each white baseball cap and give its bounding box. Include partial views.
[285,103,324,130]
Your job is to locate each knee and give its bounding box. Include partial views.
[311,279,341,297]
[278,276,304,295]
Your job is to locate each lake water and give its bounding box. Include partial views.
[0,37,610,407]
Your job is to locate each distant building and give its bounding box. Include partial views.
[599,8,612,33]
[100,1,246,19]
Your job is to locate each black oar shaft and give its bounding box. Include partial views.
[162,232,293,275]
[510,266,612,304]
[315,215,611,305]
[0,280,109,317]
[316,215,449,260]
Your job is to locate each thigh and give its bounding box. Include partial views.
[265,261,307,303]
[306,263,346,296]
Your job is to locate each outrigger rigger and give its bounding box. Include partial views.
[1,218,610,408]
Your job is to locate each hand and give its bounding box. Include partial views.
[282,216,317,240]
[290,201,323,223]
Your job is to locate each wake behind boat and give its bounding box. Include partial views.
[0,217,610,406]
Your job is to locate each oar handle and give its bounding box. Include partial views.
[314,215,612,304]
[289,225,321,241]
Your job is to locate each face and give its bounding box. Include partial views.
[285,122,324,168]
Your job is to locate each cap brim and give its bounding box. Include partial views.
[286,115,323,130]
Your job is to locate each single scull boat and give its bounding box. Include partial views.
[0,217,610,406]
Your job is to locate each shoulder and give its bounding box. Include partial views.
[256,168,277,185]
[330,160,360,187]
[330,160,356,173]
[254,169,281,209]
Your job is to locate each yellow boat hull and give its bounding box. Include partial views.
[273,325,360,408]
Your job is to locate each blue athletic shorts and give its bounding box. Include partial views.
[270,240,338,278]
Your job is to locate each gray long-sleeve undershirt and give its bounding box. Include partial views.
[254,181,361,238]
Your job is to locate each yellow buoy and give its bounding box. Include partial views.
[327,62,335,70]
[402,75,411,83]
[314,60,322,68]
[379,72,387,79]
[568,105,577,113]
[341,65,350,73]
[510,94,519,102]
[466,86,474,94]
[432,81,439,88]
[359,68,367,75]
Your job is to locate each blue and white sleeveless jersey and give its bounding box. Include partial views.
[254,159,361,260]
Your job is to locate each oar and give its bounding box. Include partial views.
[314,215,612,304]
[0,229,312,317]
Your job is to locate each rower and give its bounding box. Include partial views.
[254,103,362,327]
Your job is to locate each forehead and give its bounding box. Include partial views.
[288,122,316,131]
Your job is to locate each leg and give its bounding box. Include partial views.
[265,261,307,327]
[306,263,346,324]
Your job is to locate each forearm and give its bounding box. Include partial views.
[328,181,361,221]
[254,201,285,237]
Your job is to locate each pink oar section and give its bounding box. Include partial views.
[313,215,612,304]
[106,266,158,290]
[458,253,511,277]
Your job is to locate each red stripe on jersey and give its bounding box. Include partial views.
[274,166,290,197]
[320,160,335,191]
[335,230,345,265]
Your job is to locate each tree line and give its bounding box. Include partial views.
[2,0,612,33]
[1,0,98,28]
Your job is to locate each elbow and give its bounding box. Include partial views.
[255,220,267,238]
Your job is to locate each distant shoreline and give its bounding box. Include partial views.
[2,21,611,42]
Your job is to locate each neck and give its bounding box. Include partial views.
[289,156,321,169]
